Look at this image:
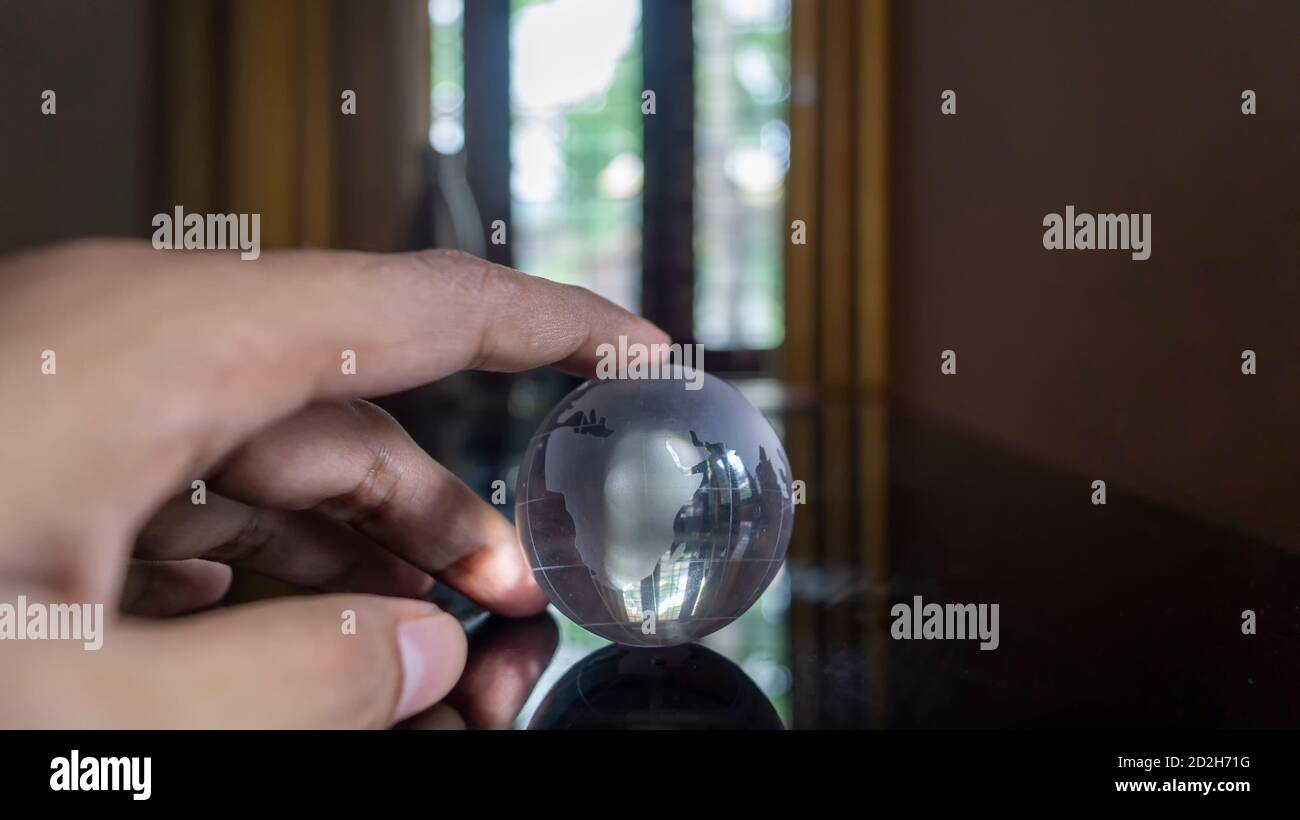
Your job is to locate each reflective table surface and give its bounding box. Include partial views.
[401,382,1300,729]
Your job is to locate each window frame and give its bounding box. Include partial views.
[457,0,782,373]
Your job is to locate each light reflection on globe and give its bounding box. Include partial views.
[515,372,794,646]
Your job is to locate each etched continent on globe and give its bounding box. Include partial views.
[515,372,794,646]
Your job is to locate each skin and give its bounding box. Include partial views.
[0,239,667,728]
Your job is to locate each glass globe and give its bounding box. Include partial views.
[515,372,794,646]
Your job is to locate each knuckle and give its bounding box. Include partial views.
[406,248,518,302]
[320,442,406,529]
[407,247,476,269]
[402,248,492,290]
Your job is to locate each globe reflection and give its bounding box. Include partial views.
[528,642,783,730]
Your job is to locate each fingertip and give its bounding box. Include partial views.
[493,577,550,619]
[197,561,235,603]
[441,541,550,618]
[394,611,467,724]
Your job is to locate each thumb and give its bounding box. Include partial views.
[3,594,466,728]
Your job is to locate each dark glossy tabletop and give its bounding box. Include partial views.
[404,381,1300,730]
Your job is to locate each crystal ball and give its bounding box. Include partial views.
[515,372,795,646]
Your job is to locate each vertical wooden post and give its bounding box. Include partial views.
[785,0,891,728]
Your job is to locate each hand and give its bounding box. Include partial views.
[0,239,666,728]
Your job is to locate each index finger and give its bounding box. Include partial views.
[217,245,672,463]
[22,240,667,444]
[218,246,669,405]
[0,241,668,598]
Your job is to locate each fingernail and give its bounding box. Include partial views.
[395,613,466,723]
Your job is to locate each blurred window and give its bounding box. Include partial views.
[430,0,788,349]
[510,0,644,313]
[429,0,466,155]
[694,0,790,350]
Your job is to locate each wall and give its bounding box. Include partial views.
[888,0,1300,548]
[0,0,159,253]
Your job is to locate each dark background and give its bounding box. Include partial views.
[889,0,1299,551]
